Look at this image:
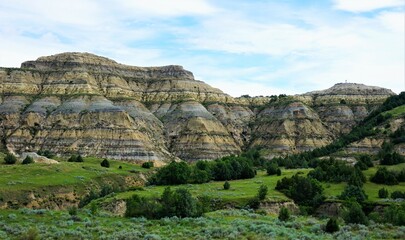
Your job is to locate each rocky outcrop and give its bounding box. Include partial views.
[0,53,397,162]
[250,101,334,157]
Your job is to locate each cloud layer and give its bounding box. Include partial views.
[0,0,403,96]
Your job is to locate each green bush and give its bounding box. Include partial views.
[370,167,398,185]
[378,188,389,198]
[4,153,17,164]
[391,191,405,199]
[278,207,290,221]
[325,218,339,233]
[142,162,154,169]
[276,174,324,210]
[339,185,368,203]
[343,202,368,225]
[100,159,110,168]
[223,181,230,190]
[68,155,84,163]
[68,206,78,216]
[266,163,280,176]
[22,156,34,165]
[257,184,268,200]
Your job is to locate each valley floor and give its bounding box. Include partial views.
[1,208,404,239]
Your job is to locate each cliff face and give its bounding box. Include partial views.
[0,52,396,161]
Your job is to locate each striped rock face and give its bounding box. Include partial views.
[0,52,396,162]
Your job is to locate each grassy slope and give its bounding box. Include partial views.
[101,163,405,206]
[0,155,148,191]
[0,208,402,239]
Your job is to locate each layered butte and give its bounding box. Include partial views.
[0,52,396,162]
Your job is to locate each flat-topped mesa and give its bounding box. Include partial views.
[304,82,395,96]
[21,52,195,80]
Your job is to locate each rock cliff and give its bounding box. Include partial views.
[0,52,396,162]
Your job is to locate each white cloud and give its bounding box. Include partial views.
[116,0,217,17]
[333,0,404,12]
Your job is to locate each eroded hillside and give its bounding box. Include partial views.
[0,52,396,161]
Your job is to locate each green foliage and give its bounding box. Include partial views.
[37,150,55,158]
[379,142,405,165]
[257,184,268,200]
[266,163,280,176]
[339,185,368,203]
[355,155,374,170]
[378,188,389,198]
[19,228,39,240]
[391,191,405,199]
[22,156,34,165]
[100,159,110,168]
[391,126,405,144]
[189,167,211,184]
[149,155,256,185]
[4,153,17,164]
[68,206,77,216]
[343,201,368,225]
[308,158,365,184]
[149,161,191,185]
[68,155,84,163]
[126,187,201,219]
[125,194,161,219]
[370,167,399,185]
[383,203,405,226]
[276,174,324,210]
[223,181,230,190]
[278,207,290,222]
[325,218,339,233]
[142,162,154,169]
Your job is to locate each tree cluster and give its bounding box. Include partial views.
[307,158,366,185]
[125,187,209,219]
[378,142,404,165]
[68,155,84,162]
[370,167,405,185]
[149,156,256,186]
[275,174,324,211]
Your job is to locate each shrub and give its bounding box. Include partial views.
[378,188,389,198]
[276,168,282,176]
[223,181,230,190]
[339,185,368,203]
[343,202,368,225]
[276,174,324,210]
[370,167,398,185]
[4,153,17,164]
[278,207,290,221]
[391,191,405,199]
[100,159,110,168]
[142,162,154,169]
[266,163,280,176]
[246,197,260,209]
[257,184,268,200]
[68,206,78,216]
[325,218,339,233]
[76,155,84,162]
[22,156,34,165]
[148,161,190,185]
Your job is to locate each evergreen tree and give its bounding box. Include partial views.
[100,159,110,168]
[22,156,34,165]
[4,153,17,164]
[278,207,290,221]
[343,201,368,225]
[325,218,339,233]
[223,181,230,190]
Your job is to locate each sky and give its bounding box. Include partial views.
[0,0,403,96]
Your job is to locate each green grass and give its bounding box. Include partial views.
[383,105,405,118]
[102,169,311,206]
[101,163,405,206]
[0,207,403,239]
[0,156,147,191]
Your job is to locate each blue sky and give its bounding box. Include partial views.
[0,0,403,96]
